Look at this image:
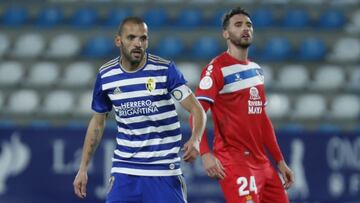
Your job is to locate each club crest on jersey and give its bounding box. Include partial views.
[249,87,260,100]
[113,87,121,95]
[245,195,254,203]
[199,76,213,90]
[146,78,156,92]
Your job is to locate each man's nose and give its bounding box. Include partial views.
[134,38,142,47]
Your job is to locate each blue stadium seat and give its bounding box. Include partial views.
[191,37,221,60]
[251,9,274,28]
[282,9,310,28]
[298,37,326,60]
[2,6,28,26]
[276,123,305,136]
[315,124,341,135]
[82,36,114,58]
[71,7,98,27]
[318,9,345,29]
[261,37,291,61]
[36,7,64,27]
[106,9,132,27]
[155,36,184,59]
[143,8,169,28]
[176,9,203,27]
[210,9,227,27]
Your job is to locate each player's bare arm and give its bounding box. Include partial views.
[201,152,226,179]
[180,93,206,163]
[277,160,295,189]
[73,113,107,198]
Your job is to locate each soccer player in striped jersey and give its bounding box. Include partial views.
[73,17,206,203]
[193,7,294,203]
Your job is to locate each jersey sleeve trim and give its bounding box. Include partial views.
[196,96,214,104]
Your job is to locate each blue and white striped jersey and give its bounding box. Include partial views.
[92,53,188,176]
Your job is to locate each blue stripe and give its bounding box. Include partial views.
[116,141,180,153]
[117,128,182,141]
[113,152,179,163]
[112,94,172,105]
[117,115,179,129]
[104,82,167,92]
[113,160,180,170]
[223,68,262,85]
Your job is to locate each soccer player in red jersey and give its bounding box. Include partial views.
[193,7,295,203]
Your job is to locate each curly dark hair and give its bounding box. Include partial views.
[222,7,250,30]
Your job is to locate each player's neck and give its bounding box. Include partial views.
[227,46,248,62]
[120,55,146,72]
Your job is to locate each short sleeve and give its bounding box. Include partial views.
[167,62,187,92]
[195,64,223,104]
[91,73,112,113]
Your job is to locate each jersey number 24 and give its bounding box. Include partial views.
[237,176,258,196]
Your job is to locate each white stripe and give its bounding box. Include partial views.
[115,110,178,124]
[112,157,181,164]
[116,134,182,147]
[220,76,264,94]
[101,68,123,78]
[102,76,167,90]
[196,96,214,103]
[117,122,180,136]
[111,167,182,176]
[109,89,168,100]
[143,63,169,71]
[100,58,119,73]
[178,175,188,203]
[114,147,180,158]
[221,62,259,77]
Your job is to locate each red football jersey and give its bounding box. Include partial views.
[196,52,283,169]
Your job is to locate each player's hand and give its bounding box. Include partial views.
[277,160,294,189]
[182,137,199,163]
[201,152,226,179]
[73,170,88,198]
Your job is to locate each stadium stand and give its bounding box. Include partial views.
[0,1,359,130]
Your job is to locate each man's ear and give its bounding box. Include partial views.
[222,30,229,40]
[115,35,121,47]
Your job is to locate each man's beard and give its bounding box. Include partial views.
[230,38,251,49]
[121,47,144,66]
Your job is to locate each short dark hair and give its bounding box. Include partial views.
[117,16,145,35]
[222,7,250,30]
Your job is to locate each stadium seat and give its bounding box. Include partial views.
[106,8,132,26]
[348,66,360,90]
[71,7,98,27]
[42,90,75,115]
[298,37,326,60]
[12,33,45,58]
[315,124,341,135]
[266,93,290,119]
[260,64,274,87]
[318,9,345,29]
[36,7,64,27]
[330,94,360,119]
[191,37,221,60]
[142,8,169,28]
[0,34,10,58]
[251,9,274,28]
[61,62,95,87]
[74,91,93,116]
[26,62,60,86]
[0,91,4,112]
[176,9,203,27]
[177,62,201,88]
[155,36,184,59]
[0,62,24,86]
[210,9,227,27]
[82,36,114,58]
[328,37,360,62]
[7,90,39,114]
[312,65,345,90]
[261,37,291,61]
[293,94,326,119]
[2,6,28,26]
[46,34,80,58]
[282,9,310,28]
[345,9,360,33]
[276,123,305,135]
[275,65,309,89]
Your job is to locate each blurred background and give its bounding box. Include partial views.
[0,0,360,202]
